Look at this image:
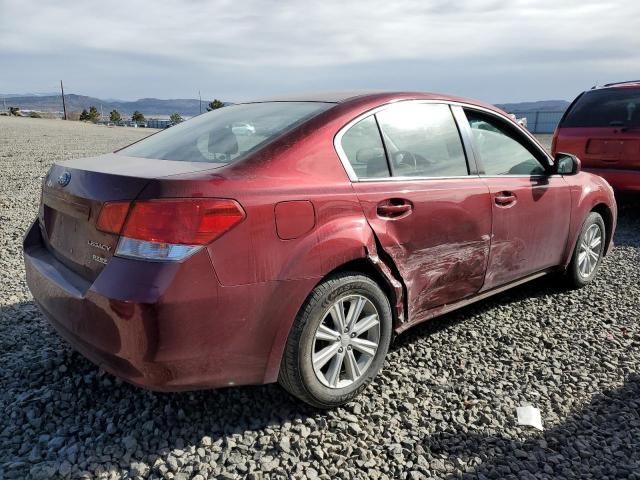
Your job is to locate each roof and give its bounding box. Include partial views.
[242,90,503,112]
[593,80,640,89]
[244,91,384,103]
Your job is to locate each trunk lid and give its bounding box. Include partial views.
[39,154,224,281]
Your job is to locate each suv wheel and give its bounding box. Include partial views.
[279,273,392,408]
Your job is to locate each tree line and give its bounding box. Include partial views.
[80,98,225,124]
[6,98,226,123]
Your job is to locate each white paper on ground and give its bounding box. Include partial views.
[516,406,544,431]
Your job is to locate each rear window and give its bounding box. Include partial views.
[562,88,640,128]
[118,102,333,163]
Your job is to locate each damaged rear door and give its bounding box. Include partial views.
[337,102,492,324]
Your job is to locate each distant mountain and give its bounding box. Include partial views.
[3,92,571,117]
[496,100,570,113]
[2,93,210,117]
[0,92,58,98]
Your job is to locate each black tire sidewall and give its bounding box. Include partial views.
[297,276,392,407]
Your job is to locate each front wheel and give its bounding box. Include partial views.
[279,273,392,408]
[566,212,606,288]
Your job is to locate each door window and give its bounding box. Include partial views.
[465,110,547,176]
[376,103,469,177]
[340,115,390,178]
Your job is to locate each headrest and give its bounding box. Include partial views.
[358,147,388,178]
[208,127,239,155]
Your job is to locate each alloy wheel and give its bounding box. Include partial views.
[577,223,603,278]
[311,295,380,389]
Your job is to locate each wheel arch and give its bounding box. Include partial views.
[320,257,403,326]
[590,202,614,256]
[562,176,617,267]
[262,252,405,384]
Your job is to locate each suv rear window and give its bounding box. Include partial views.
[119,102,333,163]
[562,88,640,128]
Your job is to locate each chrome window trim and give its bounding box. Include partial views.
[480,174,562,179]
[357,174,562,182]
[333,99,554,183]
[358,175,476,182]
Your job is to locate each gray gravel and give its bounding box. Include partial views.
[1,117,639,479]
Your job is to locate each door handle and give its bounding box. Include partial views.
[494,192,517,206]
[377,199,413,218]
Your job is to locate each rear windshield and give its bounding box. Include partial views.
[562,88,640,128]
[118,102,333,163]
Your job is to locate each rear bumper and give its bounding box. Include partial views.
[584,168,640,192]
[23,220,310,391]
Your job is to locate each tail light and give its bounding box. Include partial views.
[97,198,245,261]
[96,201,131,234]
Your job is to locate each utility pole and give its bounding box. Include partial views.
[60,80,67,120]
[199,90,202,114]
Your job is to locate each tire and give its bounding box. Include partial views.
[565,212,606,288]
[279,272,392,408]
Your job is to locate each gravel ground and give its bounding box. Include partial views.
[1,117,639,479]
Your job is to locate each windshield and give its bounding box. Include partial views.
[118,102,334,163]
[562,88,640,128]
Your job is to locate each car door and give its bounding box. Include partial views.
[336,102,492,324]
[461,107,571,289]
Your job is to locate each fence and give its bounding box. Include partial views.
[146,118,173,129]
[514,110,566,134]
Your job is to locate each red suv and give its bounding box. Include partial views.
[24,92,617,407]
[552,80,640,192]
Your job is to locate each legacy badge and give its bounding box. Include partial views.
[88,240,111,252]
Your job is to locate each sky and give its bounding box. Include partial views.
[1,0,639,104]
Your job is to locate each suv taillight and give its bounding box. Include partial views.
[97,199,245,261]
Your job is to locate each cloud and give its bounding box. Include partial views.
[1,0,639,101]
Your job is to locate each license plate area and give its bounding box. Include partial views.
[44,205,83,261]
[585,139,623,162]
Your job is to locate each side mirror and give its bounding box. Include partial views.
[555,152,581,175]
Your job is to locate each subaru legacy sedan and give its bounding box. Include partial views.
[24,92,617,408]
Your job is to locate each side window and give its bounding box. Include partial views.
[375,103,469,177]
[465,110,547,176]
[340,115,390,178]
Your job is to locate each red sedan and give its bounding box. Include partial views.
[24,92,617,408]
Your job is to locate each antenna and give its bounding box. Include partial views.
[60,80,67,120]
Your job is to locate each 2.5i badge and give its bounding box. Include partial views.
[92,254,108,265]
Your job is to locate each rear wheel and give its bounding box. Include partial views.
[566,212,606,288]
[279,273,392,408]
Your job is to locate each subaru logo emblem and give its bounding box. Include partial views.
[57,171,71,187]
